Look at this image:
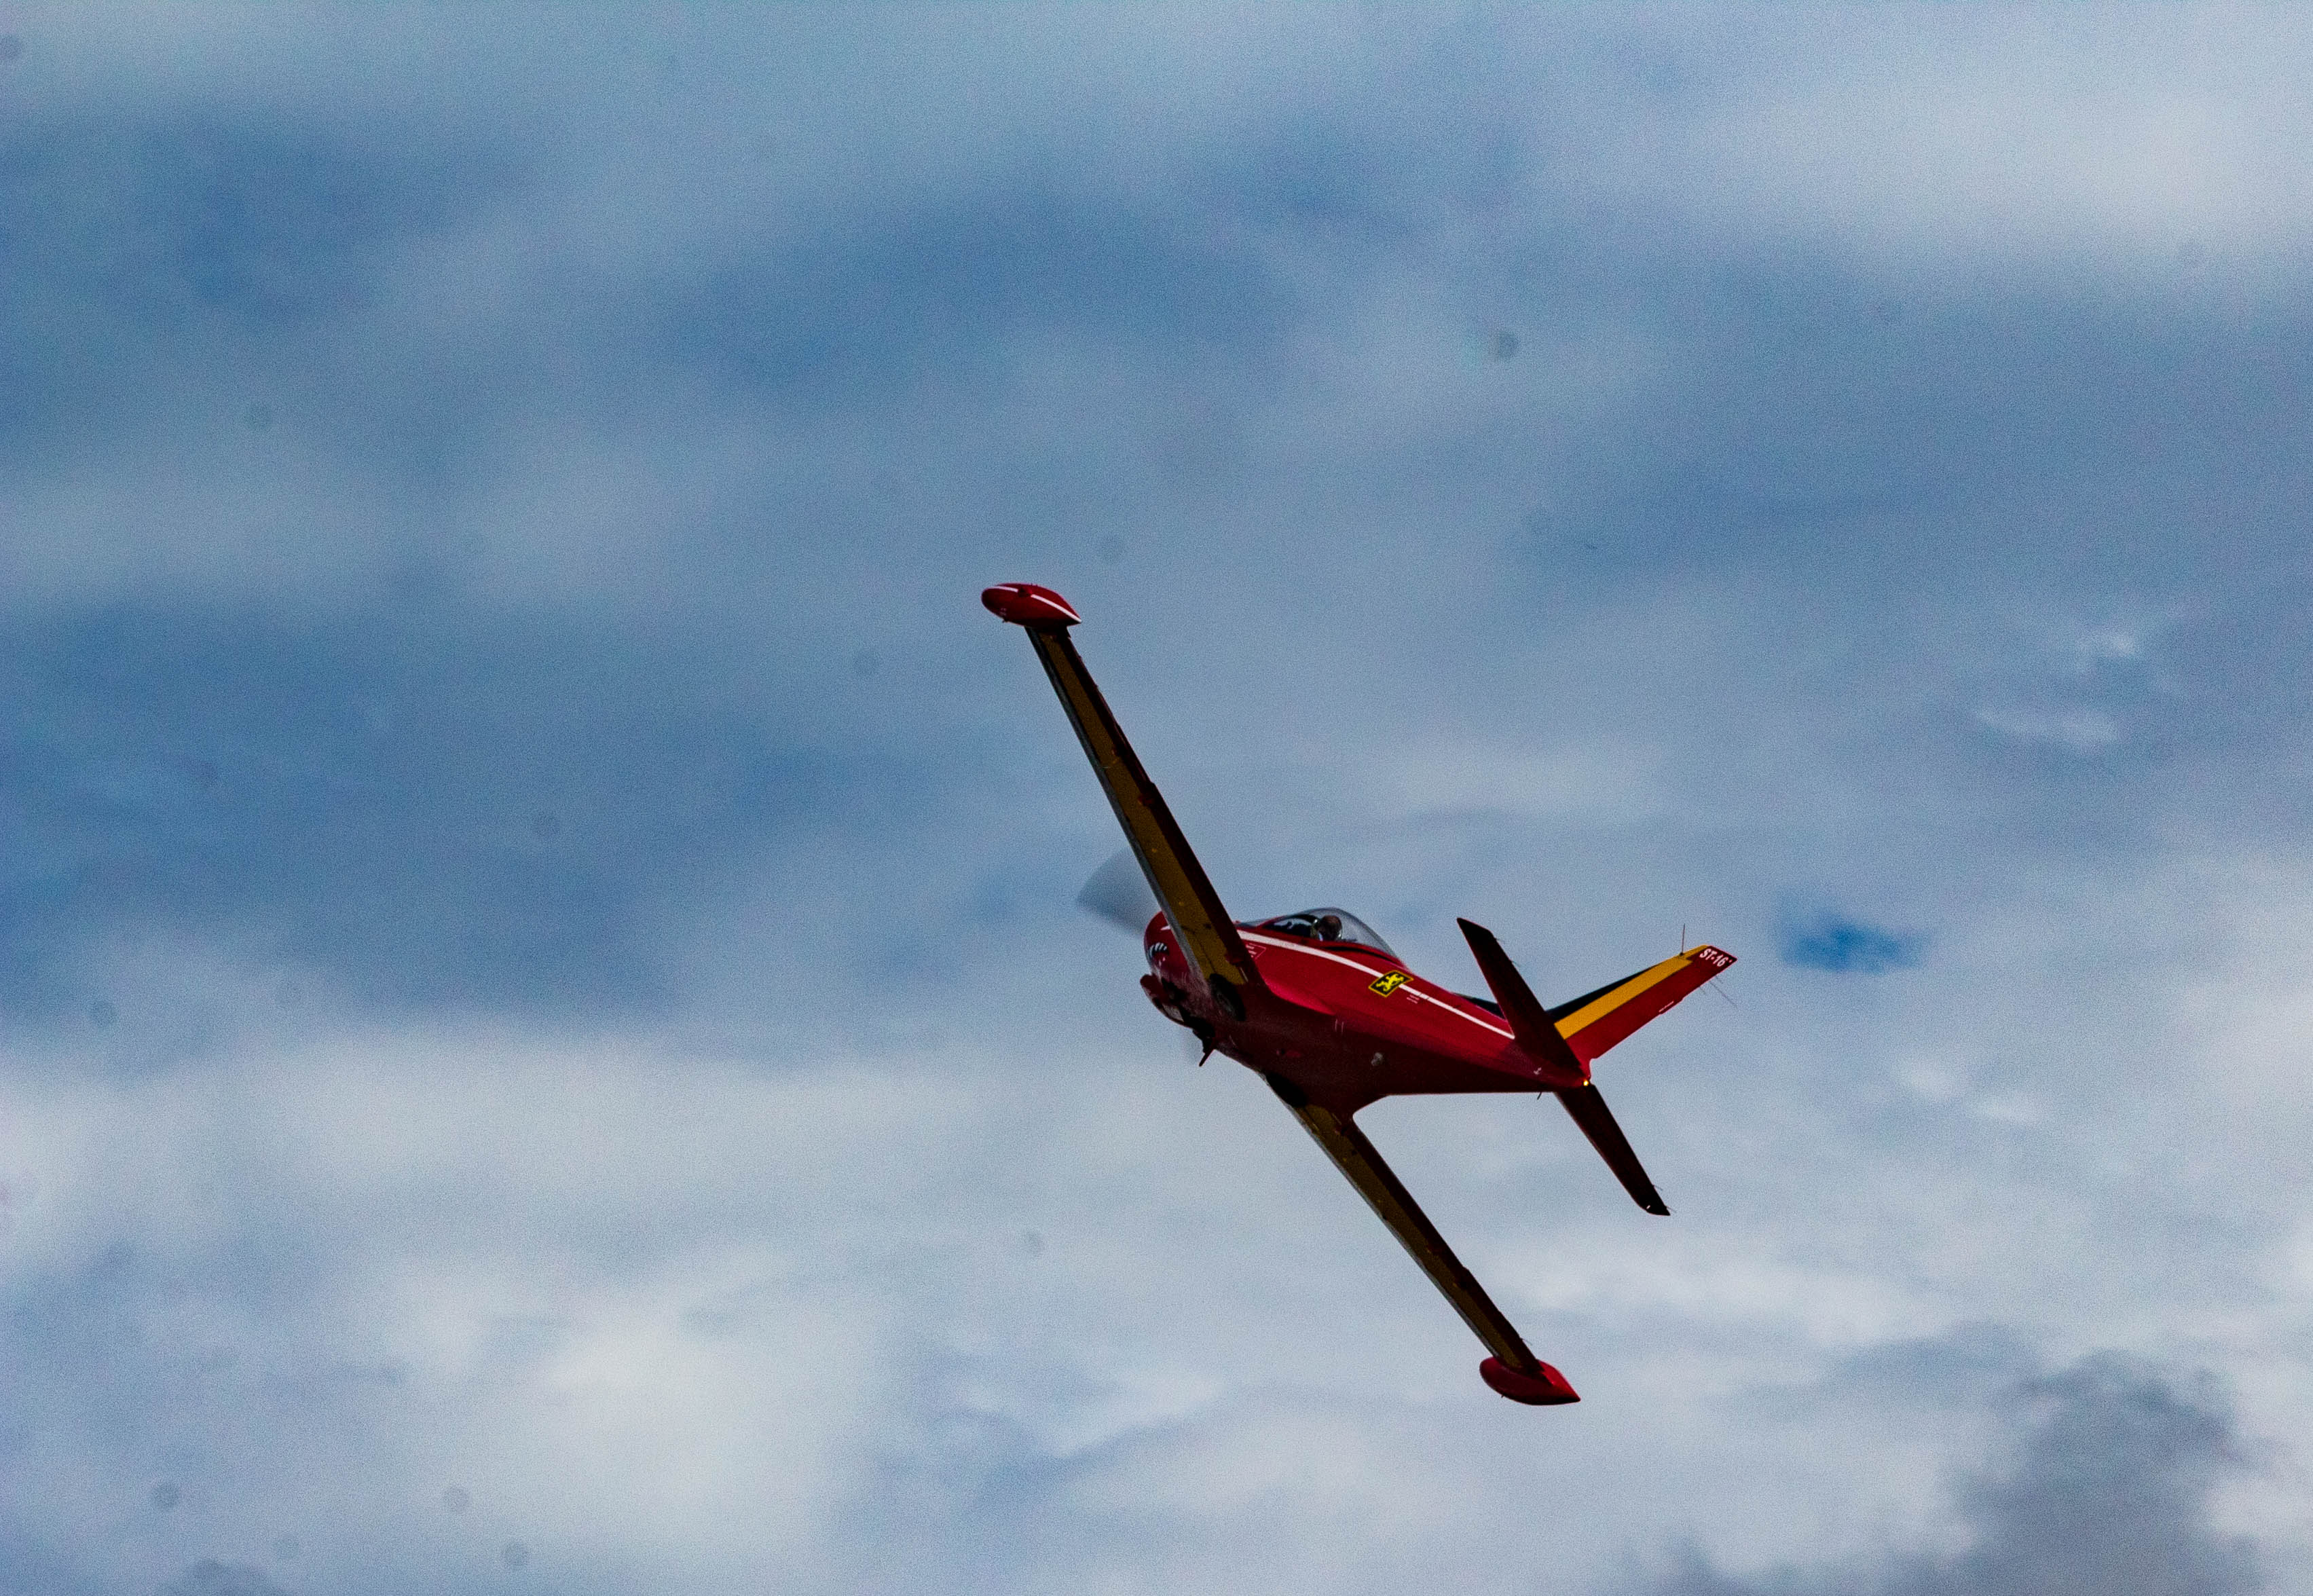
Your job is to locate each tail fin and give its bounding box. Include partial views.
[1550,944,1735,1063]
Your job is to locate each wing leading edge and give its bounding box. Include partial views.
[1265,1073,1580,1406]
[982,584,1259,1014]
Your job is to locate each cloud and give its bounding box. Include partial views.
[165,1562,288,1596]
[5,8,2313,1596]
[1637,1353,2261,1596]
[0,109,513,453]
[0,600,942,1028]
[1538,10,2313,284]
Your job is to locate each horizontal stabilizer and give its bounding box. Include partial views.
[1556,1083,1669,1215]
[1457,918,1587,1082]
[1459,918,1684,1214]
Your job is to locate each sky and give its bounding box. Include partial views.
[4,5,2312,1593]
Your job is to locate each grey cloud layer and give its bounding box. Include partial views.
[1640,1354,2261,1596]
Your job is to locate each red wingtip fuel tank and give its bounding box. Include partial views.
[981,583,1082,628]
[1481,1356,1581,1405]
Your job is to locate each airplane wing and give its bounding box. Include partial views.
[1265,1073,1579,1405]
[982,584,1259,1016]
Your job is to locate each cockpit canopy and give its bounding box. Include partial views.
[1251,908,1398,959]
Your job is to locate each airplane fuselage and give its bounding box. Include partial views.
[1142,916,1585,1114]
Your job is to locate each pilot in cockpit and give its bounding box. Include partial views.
[1253,908,1397,959]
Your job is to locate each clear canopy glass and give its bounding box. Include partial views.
[1251,908,1397,959]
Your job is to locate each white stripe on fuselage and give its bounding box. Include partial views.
[1238,931,1517,1042]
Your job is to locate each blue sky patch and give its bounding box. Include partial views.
[1777,908,1926,973]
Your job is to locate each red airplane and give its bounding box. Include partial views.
[984,582,1735,1405]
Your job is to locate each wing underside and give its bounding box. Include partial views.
[1264,1074,1576,1403]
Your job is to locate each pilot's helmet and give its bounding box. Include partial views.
[1314,913,1343,942]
